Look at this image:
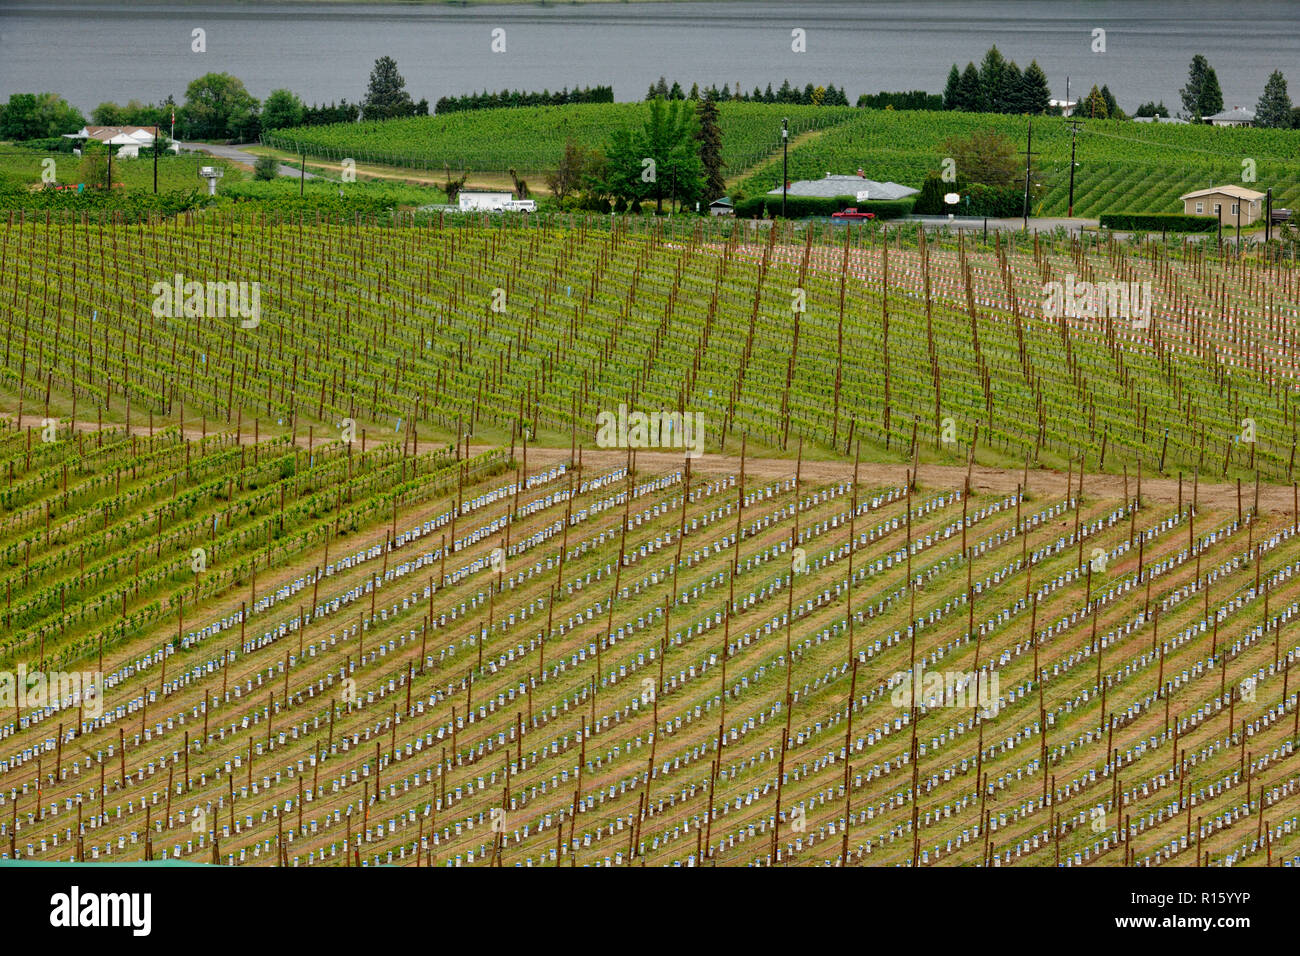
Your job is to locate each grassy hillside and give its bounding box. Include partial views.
[264,102,857,178]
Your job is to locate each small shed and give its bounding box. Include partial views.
[709,197,734,217]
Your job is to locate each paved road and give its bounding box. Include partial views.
[177,141,330,181]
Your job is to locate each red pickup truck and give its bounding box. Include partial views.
[831,207,875,220]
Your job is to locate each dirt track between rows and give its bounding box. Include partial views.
[8,412,1290,514]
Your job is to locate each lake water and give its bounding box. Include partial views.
[2,1,1298,117]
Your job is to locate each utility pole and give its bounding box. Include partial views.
[781,117,789,220]
[1067,121,1078,218]
[1021,117,1033,231]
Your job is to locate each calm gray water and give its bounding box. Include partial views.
[2,1,1298,115]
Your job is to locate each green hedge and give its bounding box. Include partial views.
[734,194,914,219]
[1099,212,1218,233]
[0,181,207,218]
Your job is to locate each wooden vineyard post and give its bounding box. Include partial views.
[840,659,858,867]
[785,440,803,702]
[771,690,793,866]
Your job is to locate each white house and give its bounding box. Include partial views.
[458,191,514,212]
[63,125,159,158]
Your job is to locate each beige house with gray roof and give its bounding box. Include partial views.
[1180,185,1265,225]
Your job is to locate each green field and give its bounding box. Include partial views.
[263,102,857,178]
[266,104,1300,217]
[736,110,1300,217]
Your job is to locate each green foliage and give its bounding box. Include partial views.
[858,91,944,111]
[1098,212,1218,232]
[602,97,704,213]
[1181,55,1224,119]
[1100,85,1122,120]
[91,98,172,129]
[943,50,1049,115]
[180,73,260,142]
[362,56,416,121]
[78,146,117,189]
[261,89,306,131]
[958,63,983,113]
[1256,71,1293,129]
[435,86,613,114]
[0,92,85,141]
[1082,86,1109,120]
[912,172,947,214]
[253,154,279,181]
[943,127,1019,187]
[1134,101,1171,118]
[695,95,726,200]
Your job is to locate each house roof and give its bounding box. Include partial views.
[1205,107,1255,123]
[709,197,733,207]
[82,125,157,141]
[1180,185,1266,201]
[767,173,918,200]
[1133,115,1189,124]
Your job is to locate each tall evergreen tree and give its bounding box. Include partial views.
[669,81,684,100]
[763,83,775,103]
[979,45,1008,112]
[943,64,963,110]
[1021,60,1051,114]
[1256,70,1292,128]
[687,82,699,101]
[655,76,670,99]
[1199,67,1224,117]
[1002,61,1024,113]
[777,79,793,103]
[958,62,983,112]
[1181,55,1224,119]
[1100,85,1119,118]
[695,93,725,200]
[361,56,414,120]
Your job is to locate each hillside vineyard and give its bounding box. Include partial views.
[0,210,1298,867]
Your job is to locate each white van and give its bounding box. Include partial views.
[502,199,537,212]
